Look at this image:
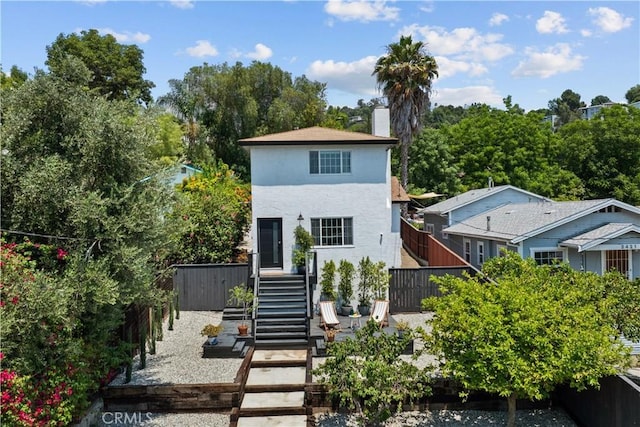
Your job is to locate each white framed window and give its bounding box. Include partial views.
[497,244,508,257]
[425,223,435,234]
[463,238,471,263]
[309,150,351,174]
[311,217,353,246]
[530,247,565,265]
[441,225,448,240]
[603,250,630,278]
[477,242,485,265]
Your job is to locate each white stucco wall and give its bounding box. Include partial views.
[248,143,400,305]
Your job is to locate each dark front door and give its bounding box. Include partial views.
[258,218,283,269]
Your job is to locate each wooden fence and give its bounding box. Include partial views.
[401,218,469,267]
[389,267,474,313]
[554,374,640,427]
[173,263,250,311]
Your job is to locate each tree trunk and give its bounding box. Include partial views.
[507,392,517,427]
[400,138,409,217]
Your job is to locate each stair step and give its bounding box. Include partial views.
[254,338,308,349]
[256,317,306,325]
[256,331,307,339]
[256,326,305,333]
[259,296,306,303]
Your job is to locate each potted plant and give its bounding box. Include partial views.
[228,284,255,336]
[293,225,314,274]
[201,324,223,344]
[356,256,374,315]
[395,320,409,338]
[201,324,224,337]
[319,260,337,301]
[371,260,390,301]
[338,259,355,315]
[325,328,338,343]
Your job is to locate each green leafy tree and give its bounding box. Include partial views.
[408,127,463,196]
[46,29,155,105]
[591,95,612,106]
[428,252,630,427]
[373,35,438,192]
[148,113,185,165]
[548,89,585,127]
[0,59,171,421]
[313,320,432,425]
[0,65,28,90]
[443,104,583,199]
[167,162,251,264]
[423,104,468,129]
[625,84,640,103]
[558,104,640,204]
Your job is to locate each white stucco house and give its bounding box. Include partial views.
[239,109,405,304]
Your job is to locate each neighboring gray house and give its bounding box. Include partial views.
[418,184,550,247]
[442,198,640,280]
[167,163,202,186]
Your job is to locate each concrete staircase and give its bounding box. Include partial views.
[233,349,310,427]
[255,275,309,349]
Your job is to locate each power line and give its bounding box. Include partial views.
[0,229,93,242]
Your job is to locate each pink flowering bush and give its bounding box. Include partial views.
[0,239,115,424]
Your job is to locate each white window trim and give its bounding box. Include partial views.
[310,217,354,248]
[309,150,352,175]
[477,241,485,265]
[529,247,568,264]
[425,223,435,234]
[463,238,471,263]
[600,249,632,279]
[497,244,507,257]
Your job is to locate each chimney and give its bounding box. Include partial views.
[486,216,491,231]
[372,107,390,137]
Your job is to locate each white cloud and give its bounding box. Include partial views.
[588,7,633,33]
[431,85,503,108]
[76,0,107,5]
[580,29,592,37]
[246,43,273,60]
[419,1,435,13]
[435,56,487,79]
[536,11,569,34]
[512,43,585,78]
[98,28,151,43]
[185,40,218,58]
[399,24,514,62]
[324,0,399,22]
[307,55,379,95]
[170,0,194,9]
[489,13,509,27]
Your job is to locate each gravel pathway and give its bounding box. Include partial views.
[95,311,577,426]
[109,311,242,386]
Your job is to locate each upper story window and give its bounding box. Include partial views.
[310,150,351,175]
[477,242,485,265]
[311,217,353,246]
[463,238,471,263]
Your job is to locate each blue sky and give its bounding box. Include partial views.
[2,1,638,111]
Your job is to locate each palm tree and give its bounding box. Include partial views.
[373,35,438,195]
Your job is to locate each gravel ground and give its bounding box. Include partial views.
[316,408,577,426]
[94,311,577,426]
[109,311,242,386]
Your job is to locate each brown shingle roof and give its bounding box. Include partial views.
[391,176,410,202]
[239,126,397,146]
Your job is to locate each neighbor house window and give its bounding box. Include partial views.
[309,150,351,174]
[532,249,564,265]
[497,244,508,257]
[604,250,629,278]
[463,238,471,263]
[477,242,485,265]
[311,217,353,246]
[425,223,435,234]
